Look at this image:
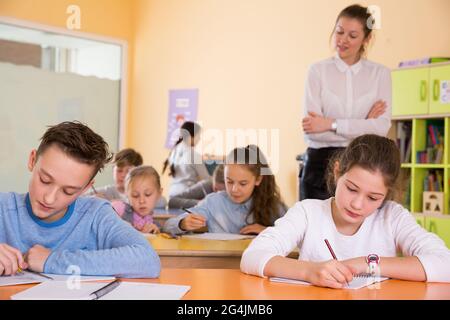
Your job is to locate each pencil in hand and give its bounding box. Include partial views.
[324,239,349,287]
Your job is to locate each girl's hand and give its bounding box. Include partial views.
[0,243,28,276]
[341,257,368,275]
[305,260,356,289]
[180,214,207,231]
[367,100,387,119]
[302,112,333,133]
[240,223,266,235]
[142,223,160,234]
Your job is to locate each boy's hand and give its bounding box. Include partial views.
[305,260,356,289]
[0,243,28,276]
[142,223,160,234]
[240,223,266,235]
[24,245,51,273]
[179,214,207,231]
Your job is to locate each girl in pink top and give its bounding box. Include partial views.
[112,165,162,234]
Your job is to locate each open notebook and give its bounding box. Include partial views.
[270,273,389,290]
[11,281,191,300]
[0,270,115,287]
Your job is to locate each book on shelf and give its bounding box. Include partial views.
[397,121,412,163]
[416,123,444,164]
[423,170,443,192]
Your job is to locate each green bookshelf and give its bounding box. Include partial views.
[392,62,450,248]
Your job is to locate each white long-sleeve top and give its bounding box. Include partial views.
[241,198,450,283]
[168,142,210,197]
[303,54,392,148]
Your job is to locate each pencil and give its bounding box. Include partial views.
[181,207,193,214]
[324,239,349,287]
[324,239,337,260]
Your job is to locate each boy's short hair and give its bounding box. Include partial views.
[36,121,113,177]
[114,148,143,167]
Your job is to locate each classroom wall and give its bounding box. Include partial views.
[0,0,135,138]
[2,0,450,206]
[131,0,450,206]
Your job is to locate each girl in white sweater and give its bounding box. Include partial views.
[241,134,450,288]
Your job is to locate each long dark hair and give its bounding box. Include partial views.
[162,121,201,177]
[225,145,286,226]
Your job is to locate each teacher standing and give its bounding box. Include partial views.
[300,4,392,200]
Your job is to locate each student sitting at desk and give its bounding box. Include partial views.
[241,134,450,287]
[0,121,160,277]
[168,164,225,209]
[112,165,163,234]
[163,145,287,235]
[86,148,167,208]
[163,121,210,198]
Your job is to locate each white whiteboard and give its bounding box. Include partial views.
[0,62,120,192]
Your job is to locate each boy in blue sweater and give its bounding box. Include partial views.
[0,121,160,278]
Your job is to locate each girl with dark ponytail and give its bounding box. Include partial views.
[162,121,210,198]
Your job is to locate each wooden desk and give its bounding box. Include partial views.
[146,234,299,269]
[2,269,450,300]
[146,234,255,269]
[153,208,184,228]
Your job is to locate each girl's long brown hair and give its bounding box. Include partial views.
[226,145,286,226]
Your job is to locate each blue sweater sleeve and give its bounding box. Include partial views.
[44,205,161,278]
[163,196,212,235]
[163,212,189,235]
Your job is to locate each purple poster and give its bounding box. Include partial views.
[165,89,199,149]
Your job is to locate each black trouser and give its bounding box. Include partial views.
[300,147,344,201]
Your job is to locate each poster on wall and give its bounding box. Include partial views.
[165,89,199,149]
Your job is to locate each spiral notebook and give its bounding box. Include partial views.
[269,273,389,289]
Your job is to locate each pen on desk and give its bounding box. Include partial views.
[88,279,121,300]
[324,239,349,287]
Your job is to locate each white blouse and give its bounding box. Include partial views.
[303,54,392,148]
[241,198,450,283]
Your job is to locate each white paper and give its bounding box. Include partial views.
[11,281,191,300]
[270,274,389,290]
[0,271,43,287]
[0,271,115,287]
[182,232,255,241]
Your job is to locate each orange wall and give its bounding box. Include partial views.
[2,0,450,206]
[131,0,450,206]
[0,0,135,142]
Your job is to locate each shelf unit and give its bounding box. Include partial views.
[391,61,450,248]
